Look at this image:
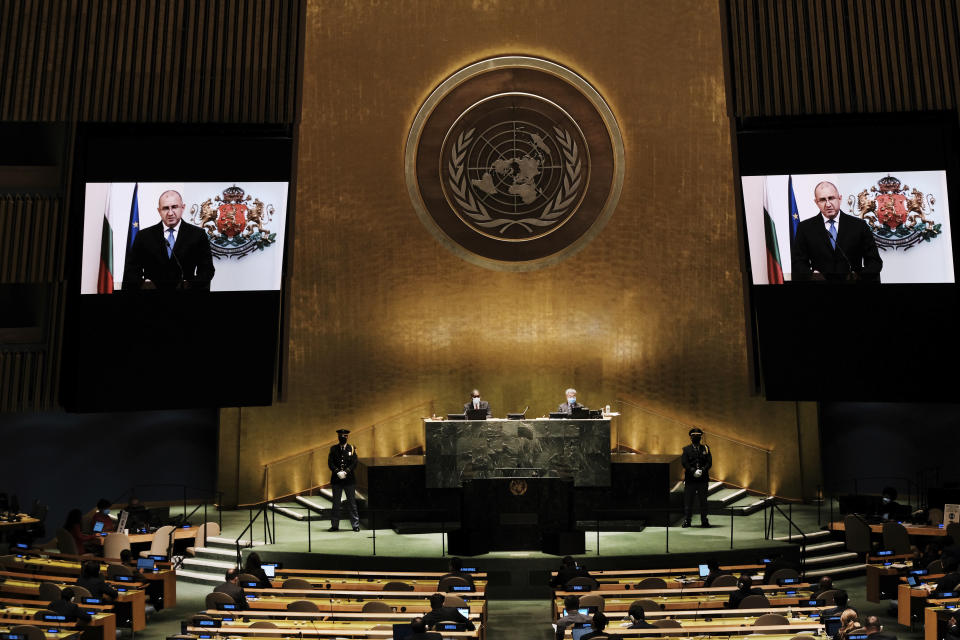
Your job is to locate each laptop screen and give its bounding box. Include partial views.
[93,521,105,533]
[824,616,842,636]
[261,564,275,578]
[457,607,469,618]
[137,557,155,570]
[698,563,710,577]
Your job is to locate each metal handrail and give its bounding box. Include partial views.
[766,500,807,578]
[235,503,274,568]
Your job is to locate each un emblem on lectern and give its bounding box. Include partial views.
[509,479,528,496]
[406,56,624,270]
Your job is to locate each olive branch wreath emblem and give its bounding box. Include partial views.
[447,126,582,235]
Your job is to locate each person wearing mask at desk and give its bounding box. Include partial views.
[861,614,897,640]
[681,427,712,528]
[580,611,608,639]
[463,389,492,417]
[557,389,582,414]
[327,428,360,532]
[243,551,273,589]
[626,601,656,628]
[78,560,118,602]
[437,556,475,590]
[725,575,762,609]
[48,587,92,624]
[549,556,595,589]
[213,568,248,609]
[91,499,115,533]
[65,509,101,555]
[422,593,475,631]
[408,617,442,640]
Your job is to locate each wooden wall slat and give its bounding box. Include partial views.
[727,0,960,119]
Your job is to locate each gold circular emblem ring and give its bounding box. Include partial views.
[509,479,528,496]
[405,56,624,271]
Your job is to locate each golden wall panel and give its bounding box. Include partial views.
[221,0,817,504]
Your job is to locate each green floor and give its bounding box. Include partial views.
[130,503,921,640]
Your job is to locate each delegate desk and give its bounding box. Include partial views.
[553,584,815,614]
[268,577,485,593]
[864,555,915,602]
[0,554,176,610]
[0,601,117,640]
[188,618,482,639]
[424,417,611,488]
[187,625,479,639]
[0,624,82,640]
[828,521,948,536]
[925,603,960,640]
[243,589,486,617]
[593,624,824,637]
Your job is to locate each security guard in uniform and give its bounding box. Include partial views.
[681,427,712,528]
[327,428,360,532]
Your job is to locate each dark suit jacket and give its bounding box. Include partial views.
[463,399,491,417]
[213,581,247,607]
[681,443,712,482]
[549,563,595,588]
[791,212,882,281]
[557,401,581,414]
[328,443,358,485]
[726,586,763,608]
[126,221,215,290]
[48,598,92,623]
[77,576,118,601]
[422,606,474,630]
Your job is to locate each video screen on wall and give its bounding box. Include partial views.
[80,182,288,293]
[62,125,293,412]
[742,171,954,284]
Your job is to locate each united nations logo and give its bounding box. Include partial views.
[850,175,942,250]
[189,185,277,259]
[406,57,624,269]
[509,479,528,496]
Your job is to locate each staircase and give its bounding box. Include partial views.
[176,535,267,585]
[774,529,865,579]
[669,481,778,516]
[267,489,368,522]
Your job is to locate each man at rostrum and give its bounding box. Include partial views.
[681,427,712,528]
[327,428,360,532]
[125,190,215,290]
[791,181,882,281]
[557,388,581,414]
[463,389,491,417]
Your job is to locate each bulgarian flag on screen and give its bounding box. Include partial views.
[763,178,784,284]
[96,197,114,294]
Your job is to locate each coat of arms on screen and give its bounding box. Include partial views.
[850,175,942,251]
[189,185,277,259]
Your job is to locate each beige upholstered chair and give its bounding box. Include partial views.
[139,525,175,559]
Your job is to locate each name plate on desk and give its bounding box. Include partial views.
[423,417,611,488]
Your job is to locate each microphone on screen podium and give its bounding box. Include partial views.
[824,226,858,281]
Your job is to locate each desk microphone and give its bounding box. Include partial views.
[692,599,702,623]
[824,227,858,280]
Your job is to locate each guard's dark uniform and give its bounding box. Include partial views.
[681,430,712,527]
[328,437,360,531]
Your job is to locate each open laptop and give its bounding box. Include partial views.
[137,557,155,572]
[447,413,467,420]
[698,563,710,577]
[465,408,488,420]
[391,623,413,640]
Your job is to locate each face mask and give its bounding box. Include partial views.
[882,497,891,504]
[568,397,576,404]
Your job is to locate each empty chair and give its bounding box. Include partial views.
[564,576,598,590]
[139,525,175,559]
[361,601,391,613]
[249,621,277,628]
[10,626,45,640]
[438,575,471,592]
[816,589,841,605]
[652,619,682,628]
[238,573,260,584]
[929,508,944,526]
[843,514,872,554]
[32,610,58,620]
[383,581,414,591]
[711,574,738,587]
[55,529,79,555]
[287,600,320,612]
[755,613,790,626]
[789,636,817,640]
[443,595,468,608]
[186,522,221,556]
[630,599,660,612]
[68,585,91,599]
[282,578,313,589]
[947,522,960,543]
[767,568,800,585]
[578,594,604,611]
[38,582,62,602]
[635,577,668,590]
[103,532,130,559]
[738,594,770,609]
[205,591,236,609]
[106,563,135,579]
[882,521,911,555]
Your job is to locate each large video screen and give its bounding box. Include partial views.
[81,182,288,293]
[742,171,954,284]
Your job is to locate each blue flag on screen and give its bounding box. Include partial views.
[787,175,800,242]
[122,183,140,287]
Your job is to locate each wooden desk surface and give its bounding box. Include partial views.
[270,577,485,593]
[202,609,483,622]
[0,622,81,640]
[188,625,480,638]
[0,516,40,529]
[0,603,116,640]
[828,521,948,536]
[554,593,815,612]
[924,605,959,640]
[246,595,484,615]
[599,624,823,637]
[277,569,488,579]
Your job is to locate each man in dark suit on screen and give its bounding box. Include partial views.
[791,181,882,282]
[125,190,215,290]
